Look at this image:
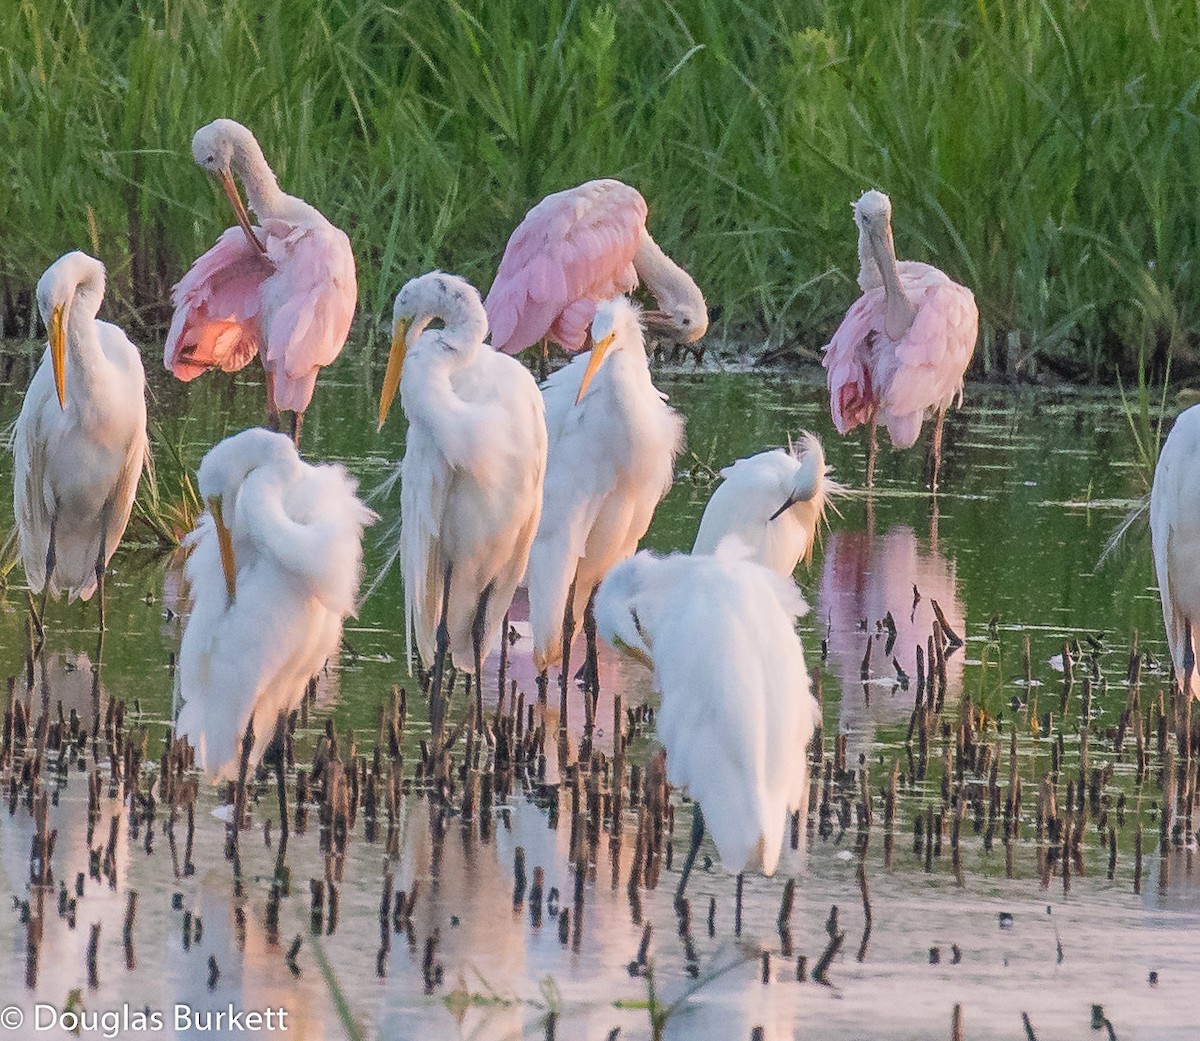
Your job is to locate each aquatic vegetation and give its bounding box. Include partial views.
[129,421,202,547]
[1,0,1197,379]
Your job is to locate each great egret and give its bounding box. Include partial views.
[595,546,821,904]
[376,272,547,736]
[525,297,684,681]
[823,189,977,488]
[1151,404,1200,699]
[692,432,834,575]
[164,118,357,445]
[175,428,374,780]
[12,251,148,636]
[484,179,707,374]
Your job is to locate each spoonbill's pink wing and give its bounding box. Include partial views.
[259,219,357,413]
[881,277,978,442]
[823,288,885,434]
[485,179,647,354]
[164,226,270,381]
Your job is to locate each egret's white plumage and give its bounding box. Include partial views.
[13,252,147,601]
[596,546,821,876]
[692,432,834,575]
[176,429,375,779]
[1151,404,1200,698]
[526,297,684,671]
[377,272,547,672]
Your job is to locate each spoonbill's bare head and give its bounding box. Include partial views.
[192,119,268,254]
[192,119,258,176]
[852,189,892,231]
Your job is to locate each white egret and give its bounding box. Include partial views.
[12,251,148,637]
[1151,404,1200,699]
[526,296,684,692]
[595,545,821,905]
[692,432,835,575]
[376,272,547,737]
[175,428,375,781]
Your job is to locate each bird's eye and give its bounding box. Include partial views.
[680,317,690,326]
[206,154,215,163]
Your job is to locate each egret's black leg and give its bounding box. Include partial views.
[675,803,706,908]
[430,563,454,746]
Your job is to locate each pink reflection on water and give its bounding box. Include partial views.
[817,525,965,755]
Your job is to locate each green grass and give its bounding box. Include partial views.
[2,0,1199,379]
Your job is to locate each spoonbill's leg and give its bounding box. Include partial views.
[866,420,878,489]
[265,368,282,432]
[290,410,304,449]
[675,803,706,908]
[930,409,946,491]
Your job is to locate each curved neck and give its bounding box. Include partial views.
[231,136,286,218]
[634,234,703,311]
[861,221,917,340]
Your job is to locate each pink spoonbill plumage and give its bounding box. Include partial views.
[823,189,977,489]
[164,118,357,446]
[484,179,708,369]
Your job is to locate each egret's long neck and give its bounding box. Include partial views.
[865,222,917,340]
[634,234,704,315]
[64,275,106,378]
[791,445,825,504]
[232,137,286,218]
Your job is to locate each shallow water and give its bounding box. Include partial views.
[0,340,1189,1040]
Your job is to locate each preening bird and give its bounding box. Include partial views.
[823,189,977,488]
[595,546,822,904]
[376,272,547,734]
[484,179,708,367]
[165,118,357,445]
[12,251,148,631]
[526,297,684,676]
[1151,404,1200,699]
[692,432,835,576]
[175,429,374,780]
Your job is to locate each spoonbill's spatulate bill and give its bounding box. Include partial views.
[175,429,375,780]
[823,189,977,488]
[164,118,357,446]
[485,179,708,361]
[596,545,821,903]
[13,251,148,633]
[1151,404,1200,700]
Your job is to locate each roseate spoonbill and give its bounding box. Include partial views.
[484,179,708,374]
[693,432,835,575]
[13,251,148,638]
[1151,404,1200,699]
[175,429,374,781]
[165,118,357,445]
[526,297,684,690]
[376,272,547,738]
[595,545,821,907]
[823,189,977,488]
